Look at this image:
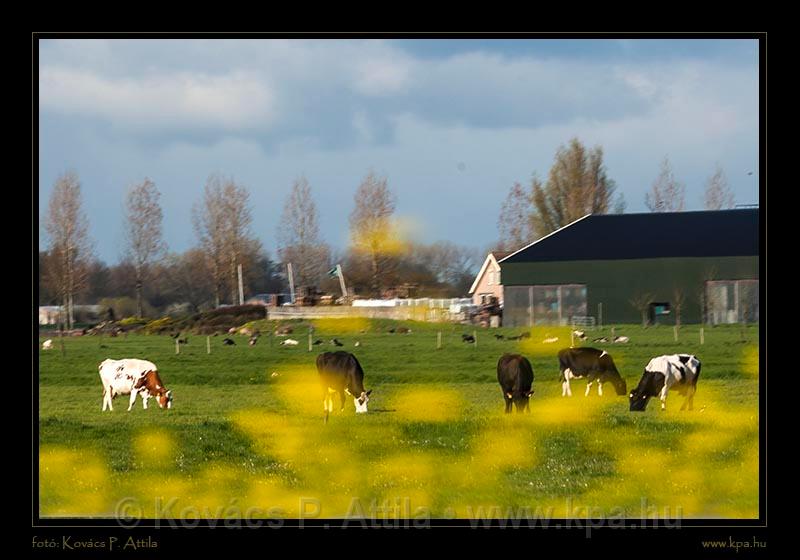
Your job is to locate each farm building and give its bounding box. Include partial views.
[468,251,511,306]
[499,209,759,327]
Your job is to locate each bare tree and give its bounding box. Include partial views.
[43,170,93,329]
[704,164,735,210]
[629,292,653,328]
[349,171,398,296]
[646,157,685,212]
[497,181,533,251]
[124,178,166,317]
[672,287,686,329]
[193,174,256,306]
[193,175,227,307]
[531,138,618,238]
[277,177,329,288]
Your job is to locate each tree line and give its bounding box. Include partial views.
[39,170,480,327]
[496,138,738,250]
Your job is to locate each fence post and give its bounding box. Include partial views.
[207,335,211,355]
[598,303,603,330]
[308,332,312,352]
[571,330,575,347]
[473,330,477,349]
[611,326,615,340]
[700,327,704,345]
[673,325,678,342]
[437,331,442,350]
[175,339,180,355]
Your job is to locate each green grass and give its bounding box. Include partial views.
[38,320,759,519]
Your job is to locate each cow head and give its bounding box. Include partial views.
[611,376,628,396]
[506,390,534,412]
[629,370,663,411]
[158,390,173,409]
[354,390,372,413]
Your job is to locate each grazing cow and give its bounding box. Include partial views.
[629,354,701,412]
[313,339,324,345]
[613,336,629,344]
[223,337,236,345]
[316,351,372,423]
[462,334,475,343]
[42,339,53,350]
[557,347,627,397]
[592,337,609,343]
[497,354,535,413]
[494,334,505,340]
[280,338,299,346]
[331,338,344,347]
[178,337,188,345]
[573,330,587,340]
[248,335,259,346]
[98,358,173,412]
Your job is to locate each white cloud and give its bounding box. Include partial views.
[39,66,275,130]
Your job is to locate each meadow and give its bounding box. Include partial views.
[38,319,760,521]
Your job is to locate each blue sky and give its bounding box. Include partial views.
[38,38,760,263]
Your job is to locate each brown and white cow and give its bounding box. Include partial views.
[98,358,173,411]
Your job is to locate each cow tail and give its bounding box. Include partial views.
[693,362,701,386]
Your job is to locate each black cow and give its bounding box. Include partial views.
[462,334,475,343]
[497,354,534,413]
[629,354,701,412]
[557,347,627,397]
[316,351,372,423]
[223,337,236,346]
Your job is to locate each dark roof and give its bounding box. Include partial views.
[500,209,759,264]
[490,251,512,261]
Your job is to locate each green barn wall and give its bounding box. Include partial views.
[501,256,758,325]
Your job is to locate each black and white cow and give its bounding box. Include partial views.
[316,351,372,423]
[558,347,627,397]
[497,354,534,414]
[629,354,701,412]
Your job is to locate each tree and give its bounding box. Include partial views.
[277,177,329,288]
[629,292,654,328]
[43,170,93,329]
[645,157,685,212]
[531,138,618,238]
[193,174,257,306]
[124,178,166,317]
[497,182,533,251]
[704,164,735,210]
[349,171,399,296]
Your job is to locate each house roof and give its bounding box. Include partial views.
[468,251,512,294]
[500,209,759,264]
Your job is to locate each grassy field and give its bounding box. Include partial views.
[38,319,760,520]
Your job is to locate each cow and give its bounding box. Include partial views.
[462,334,475,343]
[331,338,344,347]
[223,337,236,345]
[497,354,534,413]
[98,358,172,412]
[629,354,701,412]
[557,347,627,397]
[42,339,53,350]
[316,351,372,423]
[613,336,629,344]
[280,339,299,346]
[573,330,587,340]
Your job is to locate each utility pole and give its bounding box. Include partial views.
[336,264,348,298]
[238,263,244,305]
[287,263,296,304]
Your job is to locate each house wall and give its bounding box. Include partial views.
[501,255,758,325]
[471,263,504,306]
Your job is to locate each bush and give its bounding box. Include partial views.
[143,316,179,335]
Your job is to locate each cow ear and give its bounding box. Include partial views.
[365,390,372,396]
[525,390,534,397]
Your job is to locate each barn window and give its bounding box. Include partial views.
[502,284,588,327]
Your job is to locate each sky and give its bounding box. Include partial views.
[37,38,760,264]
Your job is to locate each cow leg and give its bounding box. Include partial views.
[585,382,592,397]
[504,396,512,414]
[340,389,346,412]
[565,378,572,397]
[128,390,138,412]
[597,382,603,397]
[102,389,109,411]
[659,386,669,411]
[142,393,149,410]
